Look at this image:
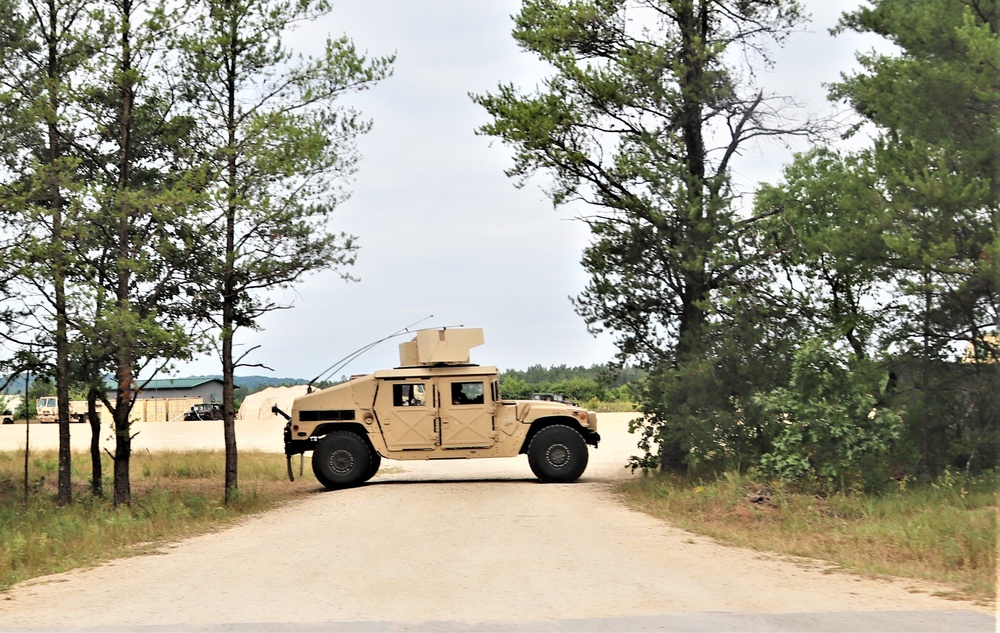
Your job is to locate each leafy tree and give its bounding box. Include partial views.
[757,0,998,482]
[755,339,903,493]
[557,378,602,401]
[0,0,100,504]
[839,0,998,478]
[475,0,814,471]
[756,148,892,359]
[834,0,998,362]
[68,0,209,505]
[752,148,908,487]
[175,0,393,502]
[498,375,532,400]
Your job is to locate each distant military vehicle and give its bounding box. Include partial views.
[275,328,600,489]
[530,392,577,406]
[36,397,89,423]
[183,403,224,421]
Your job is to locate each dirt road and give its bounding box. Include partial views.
[0,414,994,632]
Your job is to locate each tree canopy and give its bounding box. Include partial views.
[476,0,816,471]
[479,0,997,490]
[0,0,390,504]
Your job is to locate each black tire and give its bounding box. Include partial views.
[362,450,382,483]
[311,431,372,490]
[527,424,588,483]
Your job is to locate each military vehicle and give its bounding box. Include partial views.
[276,328,600,489]
[183,403,224,421]
[36,397,89,423]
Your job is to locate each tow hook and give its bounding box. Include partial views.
[285,453,305,483]
[273,405,298,482]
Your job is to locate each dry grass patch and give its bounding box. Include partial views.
[616,470,998,605]
[0,449,318,591]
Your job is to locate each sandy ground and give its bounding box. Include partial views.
[0,414,995,632]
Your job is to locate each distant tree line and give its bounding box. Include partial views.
[477,0,998,492]
[499,364,641,404]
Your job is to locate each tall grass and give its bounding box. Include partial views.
[617,470,998,603]
[580,398,638,413]
[0,450,312,591]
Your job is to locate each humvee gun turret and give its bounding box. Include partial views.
[279,328,600,489]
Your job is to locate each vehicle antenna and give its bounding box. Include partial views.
[306,315,435,393]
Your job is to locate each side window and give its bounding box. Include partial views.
[451,381,484,406]
[392,383,426,407]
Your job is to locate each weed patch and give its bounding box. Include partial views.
[616,470,998,604]
[0,450,313,591]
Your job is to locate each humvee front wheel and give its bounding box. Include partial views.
[527,424,588,483]
[363,450,382,483]
[312,431,372,489]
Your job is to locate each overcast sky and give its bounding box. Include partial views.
[175,0,889,381]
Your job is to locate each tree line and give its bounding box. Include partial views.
[499,363,641,403]
[475,0,998,492]
[0,0,392,506]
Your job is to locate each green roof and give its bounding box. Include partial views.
[104,378,236,390]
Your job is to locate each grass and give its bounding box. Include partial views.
[616,470,998,605]
[0,449,316,591]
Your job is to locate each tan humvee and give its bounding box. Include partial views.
[278,328,600,489]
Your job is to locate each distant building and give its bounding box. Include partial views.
[104,378,236,404]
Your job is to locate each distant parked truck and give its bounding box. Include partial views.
[36,396,203,424]
[183,403,224,421]
[36,397,90,423]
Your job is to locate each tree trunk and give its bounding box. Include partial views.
[223,332,238,503]
[88,389,102,497]
[656,0,712,475]
[112,408,131,506]
[112,365,133,506]
[111,0,135,507]
[47,0,72,506]
[222,18,239,504]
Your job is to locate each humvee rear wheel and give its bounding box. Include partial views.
[312,432,372,489]
[527,424,588,483]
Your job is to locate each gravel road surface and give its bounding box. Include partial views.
[0,414,994,632]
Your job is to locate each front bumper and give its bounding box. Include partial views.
[284,421,318,457]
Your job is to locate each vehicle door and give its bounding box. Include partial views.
[374,380,436,450]
[438,378,495,449]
